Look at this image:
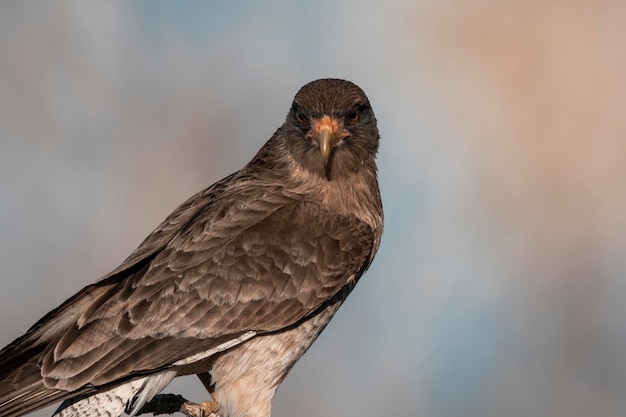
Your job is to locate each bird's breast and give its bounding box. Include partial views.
[210,301,344,417]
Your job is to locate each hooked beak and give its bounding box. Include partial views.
[318,126,335,170]
[309,115,348,180]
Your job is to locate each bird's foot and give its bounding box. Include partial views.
[177,395,219,417]
[176,399,220,417]
[198,400,220,416]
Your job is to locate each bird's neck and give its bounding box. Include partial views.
[283,155,382,230]
[245,135,383,230]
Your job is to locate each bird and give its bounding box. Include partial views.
[0,78,383,417]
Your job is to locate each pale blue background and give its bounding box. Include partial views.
[1,2,625,417]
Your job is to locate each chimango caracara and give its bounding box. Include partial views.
[0,79,383,417]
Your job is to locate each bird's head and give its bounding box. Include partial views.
[281,79,379,181]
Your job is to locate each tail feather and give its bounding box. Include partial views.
[0,344,82,417]
[0,384,63,417]
[0,379,73,417]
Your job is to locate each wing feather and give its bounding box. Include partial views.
[0,170,377,411]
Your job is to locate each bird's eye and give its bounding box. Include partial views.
[295,112,307,125]
[347,109,360,125]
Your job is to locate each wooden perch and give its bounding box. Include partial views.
[136,394,220,417]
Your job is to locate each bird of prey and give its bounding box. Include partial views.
[0,78,383,417]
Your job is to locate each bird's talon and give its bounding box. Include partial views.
[200,400,220,416]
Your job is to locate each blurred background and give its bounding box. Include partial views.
[1,1,625,416]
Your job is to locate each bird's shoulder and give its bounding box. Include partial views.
[135,168,381,290]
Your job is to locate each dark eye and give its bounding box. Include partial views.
[346,109,360,125]
[295,112,307,125]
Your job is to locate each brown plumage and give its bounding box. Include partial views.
[0,78,383,417]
